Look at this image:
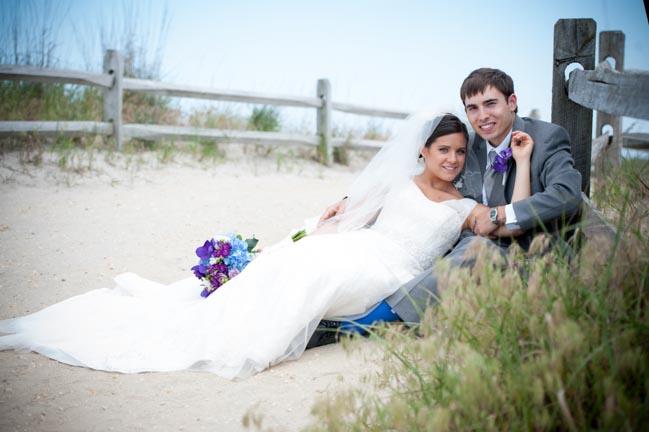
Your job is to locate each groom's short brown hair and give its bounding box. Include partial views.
[460,68,517,113]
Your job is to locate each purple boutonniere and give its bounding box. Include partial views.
[491,148,513,173]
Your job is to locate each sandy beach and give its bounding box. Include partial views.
[0,148,378,431]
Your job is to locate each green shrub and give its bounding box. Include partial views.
[248,106,281,132]
[0,82,103,122]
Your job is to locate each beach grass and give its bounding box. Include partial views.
[302,160,648,431]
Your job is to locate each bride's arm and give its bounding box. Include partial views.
[315,189,387,235]
[311,208,381,235]
[492,131,534,237]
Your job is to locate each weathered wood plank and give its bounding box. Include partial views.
[103,50,124,150]
[123,78,322,109]
[0,64,113,88]
[569,65,649,121]
[331,102,409,119]
[551,18,596,195]
[595,32,625,173]
[123,124,320,147]
[332,137,384,150]
[0,121,113,136]
[623,132,649,149]
[317,79,332,165]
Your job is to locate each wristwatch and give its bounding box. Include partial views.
[489,207,500,225]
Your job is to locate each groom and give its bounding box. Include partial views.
[385,67,583,324]
[307,68,582,346]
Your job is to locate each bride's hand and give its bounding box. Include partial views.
[317,198,347,226]
[511,131,534,163]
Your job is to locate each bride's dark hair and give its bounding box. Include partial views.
[423,114,468,149]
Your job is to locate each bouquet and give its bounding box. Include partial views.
[191,233,259,298]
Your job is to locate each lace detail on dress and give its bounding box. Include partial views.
[371,181,476,270]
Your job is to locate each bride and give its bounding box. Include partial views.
[0,113,532,380]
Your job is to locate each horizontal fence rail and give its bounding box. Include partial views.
[0,121,113,137]
[0,64,114,88]
[332,137,384,150]
[123,78,323,109]
[330,102,409,119]
[123,124,321,147]
[622,132,649,149]
[0,51,410,163]
[0,120,386,149]
[568,62,649,120]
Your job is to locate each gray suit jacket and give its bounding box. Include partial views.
[458,115,583,249]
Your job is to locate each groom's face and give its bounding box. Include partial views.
[464,86,517,146]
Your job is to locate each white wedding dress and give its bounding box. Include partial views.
[0,180,475,379]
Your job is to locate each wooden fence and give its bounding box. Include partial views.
[552,19,649,190]
[1,18,647,239]
[0,51,408,165]
[552,18,649,239]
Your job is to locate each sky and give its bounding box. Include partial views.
[3,0,649,134]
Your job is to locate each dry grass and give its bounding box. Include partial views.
[303,160,649,431]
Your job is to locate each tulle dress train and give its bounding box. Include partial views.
[0,181,475,379]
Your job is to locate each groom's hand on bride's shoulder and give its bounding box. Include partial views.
[318,198,347,226]
[471,205,499,237]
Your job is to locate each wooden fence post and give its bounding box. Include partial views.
[551,18,596,195]
[595,31,625,175]
[316,78,332,165]
[103,50,124,150]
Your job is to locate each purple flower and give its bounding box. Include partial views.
[191,264,208,278]
[491,148,513,173]
[195,240,215,260]
[208,262,227,275]
[213,241,232,258]
[207,272,229,289]
[228,268,240,278]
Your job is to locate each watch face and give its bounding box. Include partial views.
[489,208,498,222]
